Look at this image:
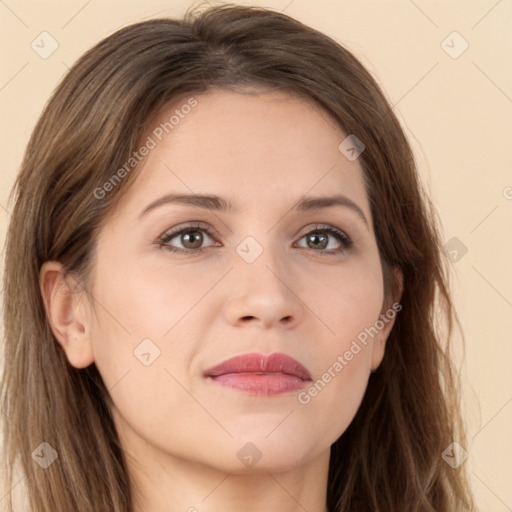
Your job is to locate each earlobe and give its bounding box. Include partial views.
[370,316,395,371]
[39,261,95,369]
[394,266,404,305]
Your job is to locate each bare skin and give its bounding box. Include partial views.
[41,88,402,512]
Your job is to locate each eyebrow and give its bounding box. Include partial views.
[140,193,369,227]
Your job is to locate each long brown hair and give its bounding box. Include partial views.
[1,3,475,511]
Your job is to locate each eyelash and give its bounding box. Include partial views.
[157,221,353,257]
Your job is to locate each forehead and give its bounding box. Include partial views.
[115,88,370,220]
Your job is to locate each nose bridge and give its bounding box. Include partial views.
[235,231,288,288]
[224,230,303,328]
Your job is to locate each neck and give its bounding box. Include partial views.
[125,437,330,512]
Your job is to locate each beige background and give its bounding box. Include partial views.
[1,0,511,510]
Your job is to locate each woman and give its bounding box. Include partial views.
[1,3,476,511]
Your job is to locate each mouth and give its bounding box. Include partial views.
[203,352,312,396]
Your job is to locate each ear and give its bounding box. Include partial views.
[371,266,404,371]
[39,261,95,369]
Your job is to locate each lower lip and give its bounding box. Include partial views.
[207,373,309,396]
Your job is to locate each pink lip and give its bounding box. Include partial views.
[203,352,312,396]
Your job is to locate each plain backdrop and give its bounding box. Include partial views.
[1,1,511,510]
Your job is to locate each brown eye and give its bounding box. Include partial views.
[296,225,353,255]
[305,232,329,250]
[158,224,218,254]
[179,230,204,249]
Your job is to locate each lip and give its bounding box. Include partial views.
[203,352,312,396]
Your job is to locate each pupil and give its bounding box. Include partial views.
[184,231,202,248]
[309,233,327,249]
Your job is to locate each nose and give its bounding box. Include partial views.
[223,246,304,330]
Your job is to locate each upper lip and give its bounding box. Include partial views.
[203,352,312,381]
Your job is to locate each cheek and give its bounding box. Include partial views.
[296,347,372,450]
[90,254,214,352]
[307,251,384,343]
[87,255,216,423]
[294,255,383,439]
[115,262,220,336]
[297,287,379,444]
[87,282,197,450]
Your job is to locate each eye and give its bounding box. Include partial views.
[158,222,219,254]
[295,224,353,255]
[157,222,353,256]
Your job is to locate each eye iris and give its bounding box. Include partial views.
[182,230,203,249]
[307,232,328,250]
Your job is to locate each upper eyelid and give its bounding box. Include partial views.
[159,222,351,246]
[158,222,219,247]
[160,222,219,240]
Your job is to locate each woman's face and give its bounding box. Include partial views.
[76,89,400,474]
